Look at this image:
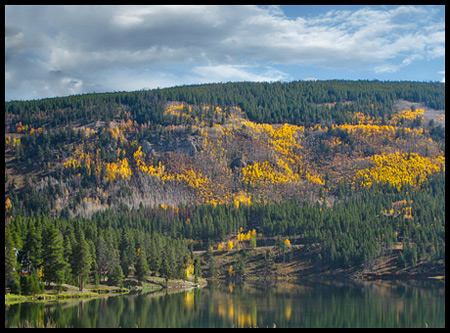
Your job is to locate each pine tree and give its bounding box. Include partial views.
[148,238,161,275]
[73,230,92,291]
[160,245,175,285]
[19,221,42,272]
[108,264,124,288]
[135,246,149,284]
[41,223,67,287]
[5,227,20,294]
[193,257,202,282]
[96,235,109,281]
[89,240,99,288]
[21,270,43,295]
[235,256,245,278]
[119,230,135,277]
[208,259,216,278]
[63,234,73,285]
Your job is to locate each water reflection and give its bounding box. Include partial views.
[5,279,445,328]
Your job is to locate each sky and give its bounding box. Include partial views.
[5,5,445,101]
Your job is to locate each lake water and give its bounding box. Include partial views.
[5,279,445,328]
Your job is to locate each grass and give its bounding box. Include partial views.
[5,276,207,305]
[5,291,120,305]
[5,282,130,305]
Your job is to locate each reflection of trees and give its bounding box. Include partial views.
[210,281,445,328]
[5,281,446,328]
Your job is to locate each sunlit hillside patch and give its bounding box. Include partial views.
[355,152,445,191]
[390,108,425,125]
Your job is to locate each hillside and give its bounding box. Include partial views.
[4,81,445,218]
[5,80,445,293]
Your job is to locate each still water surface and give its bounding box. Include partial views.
[5,279,445,328]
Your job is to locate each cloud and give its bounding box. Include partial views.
[191,64,290,83]
[374,54,425,74]
[5,5,445,100]
[438,71,445,83]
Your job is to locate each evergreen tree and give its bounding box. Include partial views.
[135,246,149,284]
[108,264,124,288]
[119,230,135,277]
[235,256,245,278]
[89,240,99,288]
[41,223,67,287]
[5,227,20,294]
[96,235,109,281]
[20,270,43,295]
[148,237,161,275]
[62,234,74,285]
[160,245,175,285]
[73,230,92,291]
[194,257,202,282]
[19,220,42,273]
[208,259,216,278]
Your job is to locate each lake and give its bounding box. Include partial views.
[5,279,445,328]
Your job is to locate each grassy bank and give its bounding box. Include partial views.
[5,276,207,305]
[5,283,130,305]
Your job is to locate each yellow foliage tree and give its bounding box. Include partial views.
[242,161,295,186]
[390,108,424,125]
[133,146,166,178]
[105,158,132,182]
[109,126,125,142]
[185,260,195,279]
[236,229,257,243]
[356,152,444,191]
[233,192,252,208]
[5,198,12,214]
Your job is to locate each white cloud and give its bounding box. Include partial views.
[374,54,425,74]
[191,64,290,83]
[5,5,445,100]
[112,14,144,28]
[438,71,445,83]
[61,77,84,95]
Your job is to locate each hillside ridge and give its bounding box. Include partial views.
[5,81,445,217]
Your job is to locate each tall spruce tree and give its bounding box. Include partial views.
[20,221,42,273]
[5,227,20,294]
[135,246,149,283]
[73,230,92,291]
[41,223,67,287]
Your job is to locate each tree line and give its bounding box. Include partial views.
[6,80,445,131]
[5,213,195,295]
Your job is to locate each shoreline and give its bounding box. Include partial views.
[5,277,209,305]
[5,272,442,305]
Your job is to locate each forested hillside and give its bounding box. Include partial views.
[5,80,445,294]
